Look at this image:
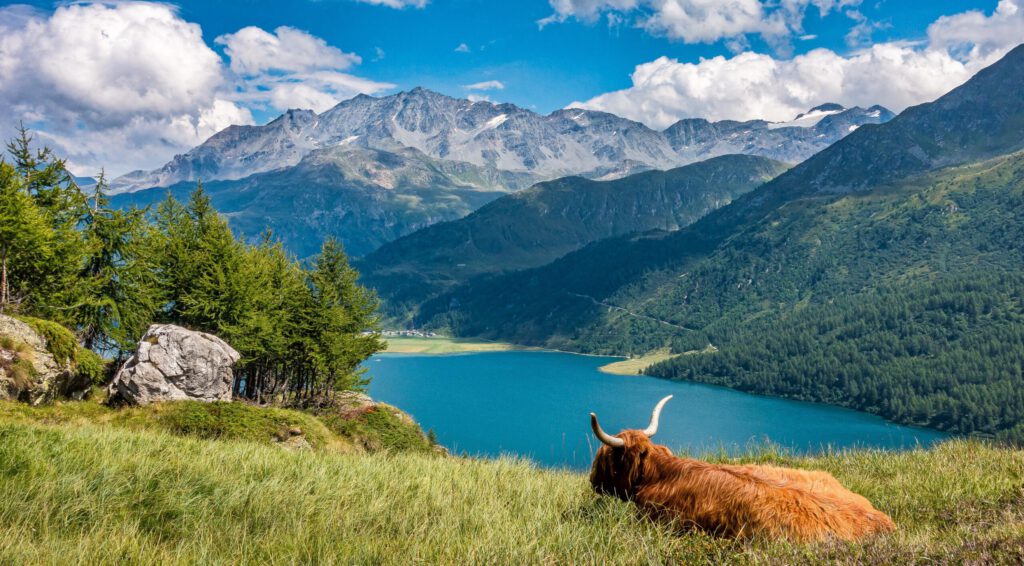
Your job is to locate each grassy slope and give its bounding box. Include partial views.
[599,348,677,375]
[1,421,1022,564]
[0,399,435,456]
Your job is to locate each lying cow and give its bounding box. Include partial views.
[589,396,896,542]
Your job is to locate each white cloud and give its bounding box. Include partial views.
[0,2,253,176]
[455,42,471,53]
[215,26,361,75]
[927,0,1024,65]
[540,0,863,47]
[214,26,392,114]
[467,94,492,103]
[572,1,1024,128]
[463,80,506,91]
[355,0,429,7]
[0,3,392,176]
[258,71,395,112]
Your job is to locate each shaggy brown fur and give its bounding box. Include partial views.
[590,430,896,542]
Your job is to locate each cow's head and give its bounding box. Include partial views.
[589,395,674,500]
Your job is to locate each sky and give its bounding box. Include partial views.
[1,0,1022,177]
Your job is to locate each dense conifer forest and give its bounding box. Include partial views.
[0,129,382,404]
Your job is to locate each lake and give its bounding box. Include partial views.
[366,350,948,470]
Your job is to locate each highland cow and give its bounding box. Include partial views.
[589,396,896,542]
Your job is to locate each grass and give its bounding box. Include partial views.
[0,415,1022,564]
[599,345,718,375]
[0,336,37,393]
[599,348,678,375]
[384,336,527,354]
[318,403,437,453]
[0,398,434,455]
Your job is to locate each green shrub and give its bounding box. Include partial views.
[75,348,107,387]
[16,317,78,366]
[320,405,434,453]
[15,316,110,387]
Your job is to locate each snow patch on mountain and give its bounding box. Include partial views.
[110,89,893,194]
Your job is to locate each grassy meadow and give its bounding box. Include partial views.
[383,336,527,354]
[599,348,678,375]
[0,406,1022,564]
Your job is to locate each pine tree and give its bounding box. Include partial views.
[0,163,52,313]
[76,172,160,352]
[178,185,248,332]
[4,127,88,320]
[308,239,384,393]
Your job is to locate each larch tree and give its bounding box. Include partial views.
[0,162,52,313]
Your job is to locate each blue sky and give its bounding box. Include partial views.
[1,0,1021,175]
[210,0,989,117]
[122,0,992,117]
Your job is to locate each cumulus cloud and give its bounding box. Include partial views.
[927,0,1024,64]
[454,42,471,53]
[0,3,392,176]
[216,26,361,74]
[571,1,1024,128]
[355,0,429,7]
[216,27,394,114]
[0,2,252,175]
[463,80,506,91]
[258,71,394,112]
[540,0,863,48]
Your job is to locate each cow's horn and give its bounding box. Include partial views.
[591,413,625,447]
[642,395,673,437]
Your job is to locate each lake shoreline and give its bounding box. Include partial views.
[383,336,624,359]
[384,336,536,354]
[380,343,955,441]
[366,350,947,470]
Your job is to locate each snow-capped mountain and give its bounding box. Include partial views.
[110,88,892,193]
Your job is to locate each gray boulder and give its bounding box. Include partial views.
[0,314,86,404]
[110,324,241,405]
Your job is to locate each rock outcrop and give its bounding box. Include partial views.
[109,324,240,405]
[0,315,87,404]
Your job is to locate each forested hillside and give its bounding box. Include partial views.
[358,155,787,321]
[0,129,382,404]
[109,145,514,258]
[411,45,1024,442]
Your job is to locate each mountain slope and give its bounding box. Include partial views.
[412,44,1024,440]
[358,154,788,319]
[111,89,891,194]
[109,90,889,258]
[110,145,521,257]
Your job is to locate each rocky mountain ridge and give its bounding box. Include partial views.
[111,88,892,194]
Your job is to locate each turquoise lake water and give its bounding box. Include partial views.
[365,351,948,470]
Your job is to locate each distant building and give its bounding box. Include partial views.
[381,329,438,338]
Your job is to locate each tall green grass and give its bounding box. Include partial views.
[1,420,1022,564]
[0,399,436,454]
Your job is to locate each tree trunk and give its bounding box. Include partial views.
[1,248,8,314]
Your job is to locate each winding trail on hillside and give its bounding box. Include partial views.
[566,292,699,331]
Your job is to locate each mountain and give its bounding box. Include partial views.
[108,89,889,257]
[357,154,789,319]
[407,44,1024,441]
[109,145,526,257]
[112,90,890,194]
[662,103,892,165]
